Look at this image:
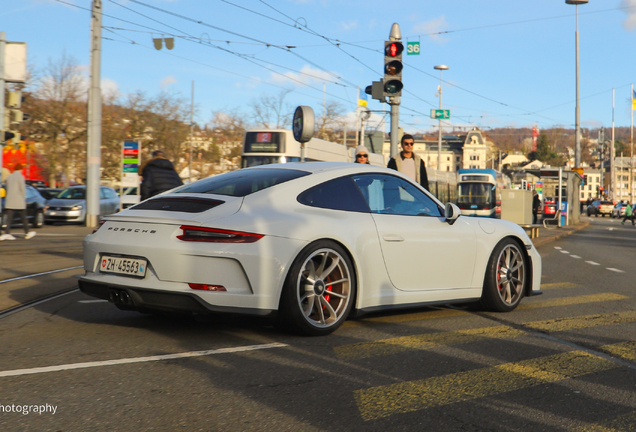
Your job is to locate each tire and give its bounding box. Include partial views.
[279,240,356,336]
[480,238,526,312]
[32,211,44,228]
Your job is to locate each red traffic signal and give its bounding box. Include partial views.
[385,42,404,57]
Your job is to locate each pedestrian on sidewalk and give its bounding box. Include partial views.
[140,150,183,201]
[621,201,634,225]
[1,164,36,241]
[532,190,541,224]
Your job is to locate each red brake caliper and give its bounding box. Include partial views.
[322,285,332,309]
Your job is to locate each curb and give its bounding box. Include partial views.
[532,222,589,248]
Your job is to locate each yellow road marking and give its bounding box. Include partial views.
[601,341,636,362]
[527,310,636,332]
[335,326,523,360]
[343,308,465,327]
[540,282,580,289]
[519,293,627,310]
[355,351,617,421]
[337,299,631,361]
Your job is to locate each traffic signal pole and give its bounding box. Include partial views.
[389,98,400,157]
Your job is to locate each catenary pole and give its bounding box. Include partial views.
[0,32,5,216]
[86,0,103,228]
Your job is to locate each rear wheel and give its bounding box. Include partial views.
[279,241,356,336]
[480,238,526,312]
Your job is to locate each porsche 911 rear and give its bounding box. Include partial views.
[79,194,305,317]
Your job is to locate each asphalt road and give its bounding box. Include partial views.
[2,217,636,431]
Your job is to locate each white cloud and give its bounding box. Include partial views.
[413,16,449,42]
[160,75,177,88]
[622,0,636,30]
[340,20,358,31]
[101,78,119,99]
[270,65,337,87]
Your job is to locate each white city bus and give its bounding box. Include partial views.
[241,129,385,168]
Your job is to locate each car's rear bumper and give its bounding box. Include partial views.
[78,278,276,317]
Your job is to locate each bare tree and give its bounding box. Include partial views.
[21,53,87,187]
[315,100,346,142]
[248,89,293,129]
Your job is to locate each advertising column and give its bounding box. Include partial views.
[121,141,141,210]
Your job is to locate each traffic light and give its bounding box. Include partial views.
[365,80,384,101]
[384,41,404,97]
[582,175,587,186]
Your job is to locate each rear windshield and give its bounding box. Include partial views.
[175,168,310,197]
[601,201,613,205]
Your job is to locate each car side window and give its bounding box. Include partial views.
[104,188,118,199]
[297,176,369,213]
[352,174,442,217]
[100,188,107,199]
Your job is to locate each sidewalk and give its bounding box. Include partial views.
[531,220,589,248]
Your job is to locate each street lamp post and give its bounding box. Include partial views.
[566,0,588,168]
[434,65,448,171]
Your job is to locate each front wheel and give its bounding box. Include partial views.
[279,241,356,336]
[480,238,526,312]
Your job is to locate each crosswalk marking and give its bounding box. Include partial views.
[354,350,617,420]
[606,268,625,273]
[586,261,600,266]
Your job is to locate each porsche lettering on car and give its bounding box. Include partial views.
[79,163,542,336]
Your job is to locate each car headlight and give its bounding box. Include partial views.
[71,205,84,211]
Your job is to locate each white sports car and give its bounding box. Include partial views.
[80,162,542,336]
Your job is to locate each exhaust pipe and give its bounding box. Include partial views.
[119,290,132,306]
[109,289,120,304]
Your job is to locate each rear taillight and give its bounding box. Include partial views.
[177,226,264,243]
[189,283,227,291]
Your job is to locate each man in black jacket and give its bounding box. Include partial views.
[387,134,429,191]
[140,150,184,201]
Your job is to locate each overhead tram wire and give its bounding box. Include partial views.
[102,29,355,107]
[123,0,355,88]
[56,0,357,102]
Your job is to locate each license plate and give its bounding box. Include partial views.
[100,255,147,277]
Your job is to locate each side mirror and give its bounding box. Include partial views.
[445,202,461,225]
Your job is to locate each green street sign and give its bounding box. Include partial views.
[406,42,420,55]
[430,109,450,119]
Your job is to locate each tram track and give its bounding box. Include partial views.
[0,266,84,319]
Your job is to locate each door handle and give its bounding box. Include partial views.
[383,235,404,242]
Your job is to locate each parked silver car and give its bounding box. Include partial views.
[44,186,120,224]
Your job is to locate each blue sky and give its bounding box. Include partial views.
[4,0,636,135]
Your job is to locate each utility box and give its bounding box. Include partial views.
[501,189,533,225]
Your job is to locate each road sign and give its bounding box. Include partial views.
[430,109,450,120]
[406,42,420,55]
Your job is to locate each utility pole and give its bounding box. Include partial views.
[189,81,194,184]
[86,0,103,228]
[611,88,615,199]
[0,32,5,216]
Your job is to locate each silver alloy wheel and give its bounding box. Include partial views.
[296,248,351,328]
[496,244,525,306]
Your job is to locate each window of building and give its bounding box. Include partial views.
[456,156,460,161]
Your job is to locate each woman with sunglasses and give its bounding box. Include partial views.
[387,134,429,191]
[354,145,371,164]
